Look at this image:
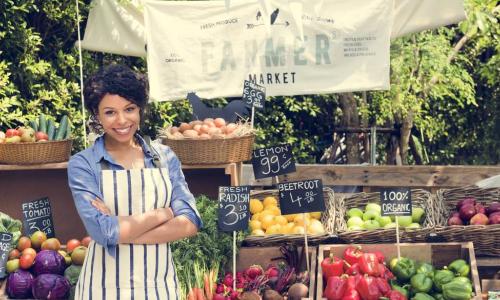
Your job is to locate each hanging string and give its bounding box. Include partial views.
[75,0,88,147]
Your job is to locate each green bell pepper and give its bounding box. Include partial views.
[411,273,434,293]
[391,281,410,299]
[411,292,435,300]
[433,269,455,292]
[447,259,470,277]
[452,277,471,286]
[442,281,472,300]
[431,293,445,300]
[391,257,417,281]
[416,263,435,278]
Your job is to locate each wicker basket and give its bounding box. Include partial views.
[161,134,255,165]
[335,189,436,244]
[243,188,335,246]
[0,139,72,165]
[435,185,500,256]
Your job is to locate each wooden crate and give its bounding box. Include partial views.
[237,246,317,300]
[316,242,481,300]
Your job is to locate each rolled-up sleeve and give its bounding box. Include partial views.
[164,149,203,229]
[67,155,119,255]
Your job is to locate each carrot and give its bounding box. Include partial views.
[187,288,196,300]
[194,287,206,300]
[204,274,212,300]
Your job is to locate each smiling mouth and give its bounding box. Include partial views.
[113,126,132,135]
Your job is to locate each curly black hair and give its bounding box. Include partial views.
[84,64,148,115]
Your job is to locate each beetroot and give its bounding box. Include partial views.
[487,202,500,215]
[456,198,476,210]
[448,216,464,226]
[459,204,477,221]
[223,274,234,288]
[489,212,500,225]
[451,212,460,218]
[265,265,280,278]
[245,265,263,280]
[475,203,486,215]
[213,294,226,300]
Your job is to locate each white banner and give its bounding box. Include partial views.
[144,0,394,101]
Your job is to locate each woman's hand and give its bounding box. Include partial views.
[92,199,111,215]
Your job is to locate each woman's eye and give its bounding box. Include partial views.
[104,111,115,116]
[126,107,137,112]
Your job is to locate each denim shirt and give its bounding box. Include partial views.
[67,134,202,256]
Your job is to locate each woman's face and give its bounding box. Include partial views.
[97,94,140,144]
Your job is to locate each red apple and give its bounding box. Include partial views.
[451,212,460,218]
[5,129,20,138]
[448,216,464,226]
[459,204,477,222]
[470,213,489,225]
[35,131,49,141]
[475,203,486,215]
[486,202,500,215]
[489,212,500,225]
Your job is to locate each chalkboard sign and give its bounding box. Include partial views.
[242,80,265,109]
[278,179,325,215]
[380,188,412,216]
[218,186,251,232]
[21,197,55,238]
[0,232,12,278]
[251,144,296,179]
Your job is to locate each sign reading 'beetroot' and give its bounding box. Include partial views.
[278,179,325,215]
[21,197,55,238]
[218,186,250,232]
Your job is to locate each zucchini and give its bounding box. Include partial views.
[47,119,56,141]
[29,119,39,132]
[55,115,68,140]
[38,114,47,134]
[64,119,72,139]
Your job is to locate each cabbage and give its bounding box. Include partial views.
[32,274,71,299]
[6,269,34,299]
[33,250,67,276]
[64,264,82,286]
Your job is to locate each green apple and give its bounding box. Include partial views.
[363,210,381,221]
[347,208,363,218]
[362,220,381,230]
[412,207,425,223]
[395,216,413,228]
[348,225,364,231]
[384,222,397,229]
[390,215,396,221]
[376,216,392,227]
[405,223,421,230]
[6,259,20,273]
[365,203,382,214]
[347,216,364,228]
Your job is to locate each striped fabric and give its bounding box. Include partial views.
[75,168,178,300]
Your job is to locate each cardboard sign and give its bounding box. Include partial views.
[278,179,325,215]
[380,188,412,216]
[21,197,55,238]
[242,80,265,109]
[251,144,296,179]
[0,232,12,278]
[218,186,250,232]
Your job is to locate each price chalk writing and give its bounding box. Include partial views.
[251,144,296,179]
[242,80,265,109]
[21,197,55,238]
[218,186,250,232]
[0,232,12,278]
[380,188,412,216]
[278,179,325,215]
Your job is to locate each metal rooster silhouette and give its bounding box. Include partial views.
[187,92,249,123]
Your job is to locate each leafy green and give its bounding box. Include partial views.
[0,211,22,246]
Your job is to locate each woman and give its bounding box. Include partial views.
[68,64,201,300]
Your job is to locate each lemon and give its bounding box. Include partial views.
[259,210,275,220]
[251,229,265,236]
[293,214,311,227]
[284,213,297,222]
[260,215,275,230]
[266,224,281,235]
[274,215,288,226]
[281,223,295,234]
[249,220,262,231]
[266,206,281,216]
[251,213,261,221]
[263,196,278,207]
[310,212,322,219]
[292,226,306,234]
[249,199,264,214]
[307,219,325,235]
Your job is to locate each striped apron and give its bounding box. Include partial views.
[75,166,179,300]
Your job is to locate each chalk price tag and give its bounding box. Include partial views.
[0,232,13,278]
[251,144,296,179]
[278,179,325,215]
[21,197,55,238]
[218,186,251,232]
[380,188,412,216]
[242,80,265,109]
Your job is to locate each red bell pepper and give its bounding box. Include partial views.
[378,264,395,280]
[374,277,391,296]
[321,254,344,278]
[343,246,363,265]
[386,290,407,300]
[345,263,361,276]
[358,253,380,276]
[356,275,381,300]
[324,276,347,300]
[346,276,357,290]
[373,251,385,264]
[341,288,360,300]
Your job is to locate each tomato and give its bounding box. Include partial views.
[19,253,35,270]
[8,249,20,260]
[71,246,87,265]
[17,236,32,251]
[81,236,92,247]
[35,131,49,141]
[66,239,81,253]
[22,247,37,257]
[5,129,20,138]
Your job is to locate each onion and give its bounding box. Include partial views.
[459,204,476,221]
